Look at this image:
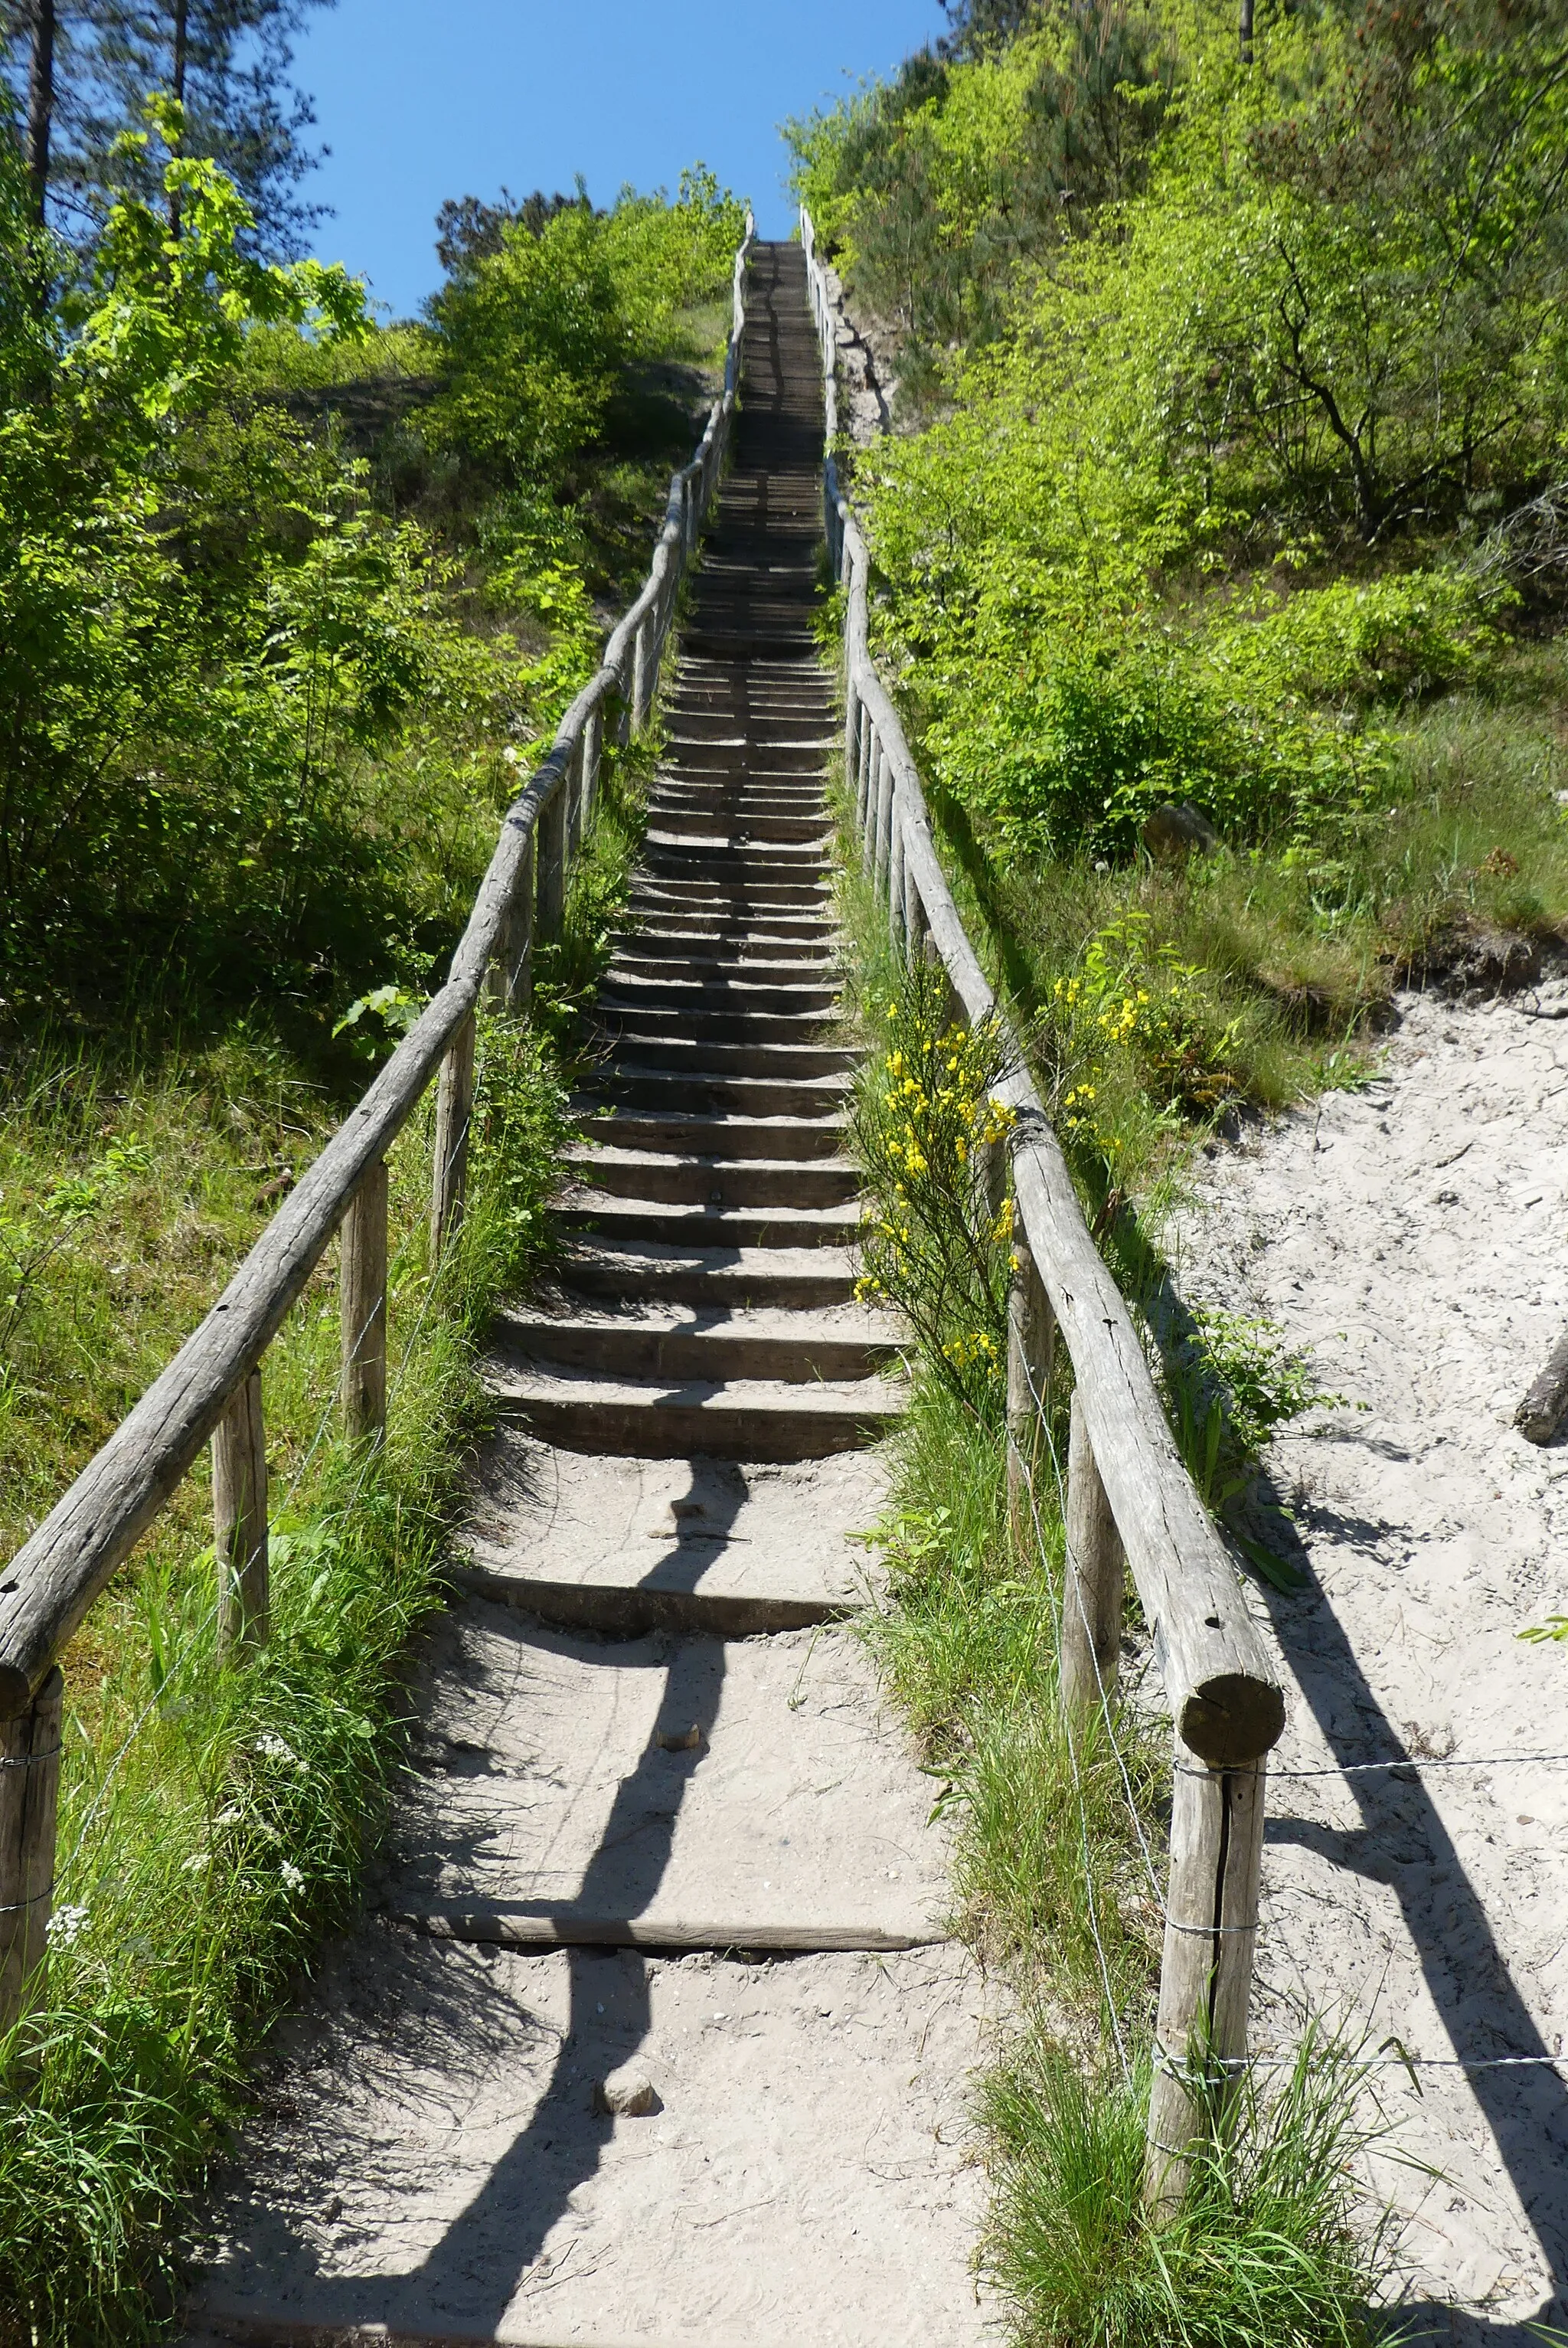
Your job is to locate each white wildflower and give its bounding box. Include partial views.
[181,1849,210,1874]
[279,1861,305,1892]
[47,1902,88,1948]
[214,1804,247,1830]
[255,1733,305,1771]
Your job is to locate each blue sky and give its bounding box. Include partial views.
[292,1,945,319]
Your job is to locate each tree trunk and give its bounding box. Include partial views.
[25,0,57,228]
[1239,0,1254,63]
[169,0,190,237]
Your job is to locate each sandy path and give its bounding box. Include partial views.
[1171,983,1568,2337]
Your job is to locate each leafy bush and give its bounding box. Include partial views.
[426,165,745,497]
[812,0,1563,867]
[1048,911,1243,1145]
[851,964,1016,1418]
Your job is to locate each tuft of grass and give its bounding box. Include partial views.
[984,2032,1395,2348]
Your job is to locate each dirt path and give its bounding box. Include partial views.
[181,244,991,2348]
[1171,980,1568,2339]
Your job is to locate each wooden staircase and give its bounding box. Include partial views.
[185,241,987,2348]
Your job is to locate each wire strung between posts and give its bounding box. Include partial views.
[1263,1754,1568,1779]
[1246,2051,1568,2074]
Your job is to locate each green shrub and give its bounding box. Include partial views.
[426,167,745,500]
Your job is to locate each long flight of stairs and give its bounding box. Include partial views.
[185,243,986,2348]
[487,244,900,1483]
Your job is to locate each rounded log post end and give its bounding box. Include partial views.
[1177,1674,1285,1768]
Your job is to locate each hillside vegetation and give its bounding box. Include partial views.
[795,0,1568,1196]
[799,5,1567,2340]
[0,68,743,2339]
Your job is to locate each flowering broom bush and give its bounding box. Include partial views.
[851,963,1017,1421]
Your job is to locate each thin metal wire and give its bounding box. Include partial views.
[1263,1754,1568,1779]
[1246,2052,1568,2074]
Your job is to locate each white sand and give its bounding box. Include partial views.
[1171,983,1568,2336]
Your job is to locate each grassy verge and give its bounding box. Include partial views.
[833,801,1396,2343]
[0,741,650,2346]
[910,634,1568,1214]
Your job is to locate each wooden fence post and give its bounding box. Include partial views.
[430,1011,476,1263]
[888,803,906,957]
[903,851,926,967]
[1060,1389,1125,1715]
[511,833,536,1012]
[340,1159,388,1444]
[1005,1233,1055,1522]
[843,680,861,816]
[874,751,894,899]
[565,733,584,865]
[861,738,880,875]
[0,1665,64,2044]
[632,618,649,730]
[214,1369,269,1656]
[537,785,567,944]
[582,704,602,830]
[1145,1753,1266,2216]
[857,708,873,838]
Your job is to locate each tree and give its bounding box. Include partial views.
[2,0,334,253]
[435,186,588,278]
[24,0,56,222]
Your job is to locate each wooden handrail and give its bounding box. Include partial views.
[0,212,756,1724]
[801,204,1282,2209]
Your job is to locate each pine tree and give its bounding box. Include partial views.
[2,0,333,254]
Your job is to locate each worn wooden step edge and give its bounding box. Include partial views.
[449,1562,851,1638]
[398,1911,942,1954]
[487,1392,896,1465]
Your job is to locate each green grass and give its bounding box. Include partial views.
[984,2032,1393,2348]
[934,637,1568,1203]
[0,741,650,2346]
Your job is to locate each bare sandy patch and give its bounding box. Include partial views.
[1171,983,1568,2337]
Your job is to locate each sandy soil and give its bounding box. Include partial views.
[1171,983,1568,2339]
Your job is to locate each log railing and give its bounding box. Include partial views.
[0,214,756,2039]
[800,206,1285,2208]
